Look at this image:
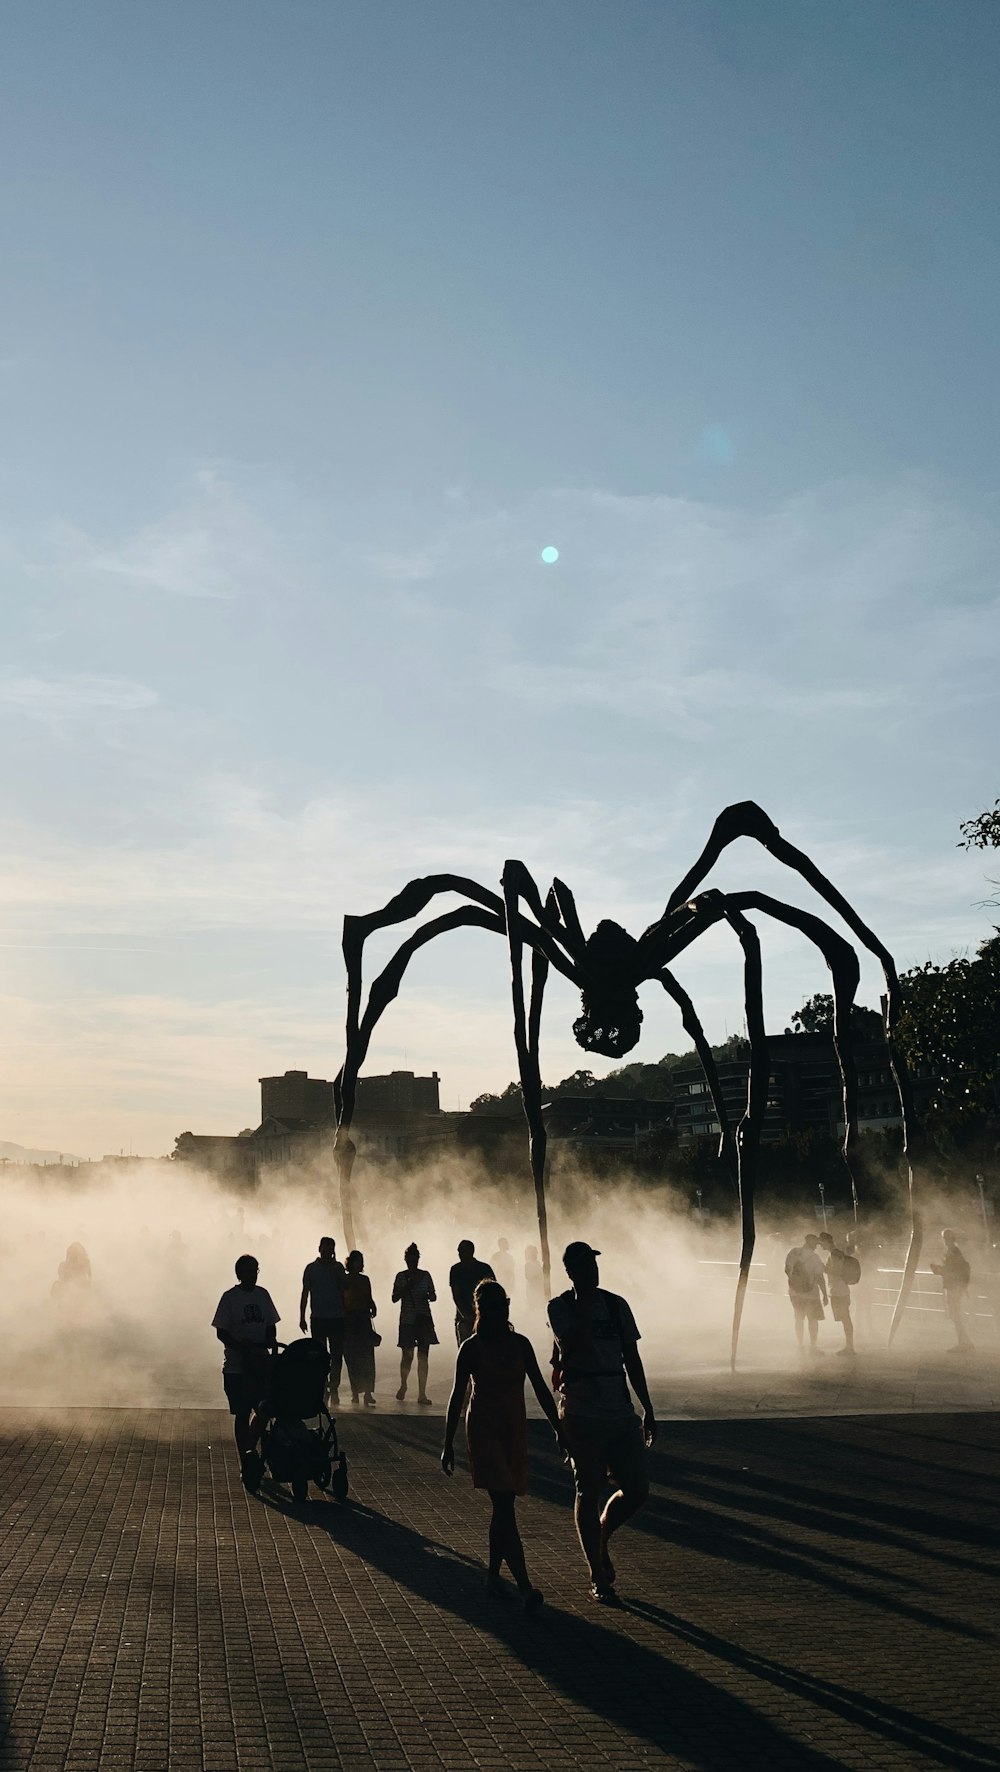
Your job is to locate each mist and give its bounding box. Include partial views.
[2,1144,996,1418]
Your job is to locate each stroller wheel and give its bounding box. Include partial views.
[292,1476,309,1504]
[330,1456,349,1503]
[315,1459,332,1492]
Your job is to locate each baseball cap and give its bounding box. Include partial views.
[563,1240,601,1266]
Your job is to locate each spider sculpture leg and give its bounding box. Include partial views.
[334,873,579,1260]
[656,968,737,1193]
[333,878,506,1244]
[659,801,924,1343]
[652,886,868,1366]
[502,865,573,1298]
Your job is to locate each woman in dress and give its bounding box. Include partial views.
[392,1242,438,1404]
[343,1249,378,1407]
[441,1279,563,1612]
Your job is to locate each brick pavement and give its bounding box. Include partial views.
[0,1408,997,1771]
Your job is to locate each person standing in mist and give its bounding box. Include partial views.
[212,1254,279,1484]
[548,1242,656,1605]
[299,1236,347,1406]
[342,1249,379,1407]
[490,1237,515,1297]
[523,1245,546,1319]
[442,1279,563,1613]
[784,1233,828,1355]
[818,1230,856,1355]
[930,1228,974,1351]
[392,1242,438,1404]
[449,1240,495,1344]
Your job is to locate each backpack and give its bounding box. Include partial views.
[842,1253,862,1285]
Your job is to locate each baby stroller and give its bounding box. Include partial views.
[244,1339,349,1504]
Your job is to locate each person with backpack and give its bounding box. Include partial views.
[930,1229,973,1351]
[818,1230,860,1355]
[547,1241,656,1605]
[784,1233,828,1355]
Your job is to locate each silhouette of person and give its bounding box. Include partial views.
[818,1230,855,1354]
[490,1237,515,1296]
[299,1236,347,1405]
[523,1244,546,1317]
[784,1233,828,1354]
[930,1228,973,1351]
[442,1279,562,1612]
[212,1254,279,1484]
[343,1249,378,1406]
[448,1240,494,1344]
[52,1242,92,1294]
[548,1242,656,1604]
[392,1243,437,1404]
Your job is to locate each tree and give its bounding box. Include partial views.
[786,992,883,1039]
[958,799,1000,850]
[895,932,1000,1136]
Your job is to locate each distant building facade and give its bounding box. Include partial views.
[673,1032,936,1141]
[174,1068,443,1185]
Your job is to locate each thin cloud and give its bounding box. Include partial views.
[0,674,158,718]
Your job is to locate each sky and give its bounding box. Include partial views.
[1,0,998,1157]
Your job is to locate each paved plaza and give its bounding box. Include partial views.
[0,1405,997,1771]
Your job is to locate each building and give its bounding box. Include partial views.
[174,1068,444,1184]
[542,1095,675,1162]
[673,1033,937,1141]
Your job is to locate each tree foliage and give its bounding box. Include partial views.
[958,799,1000,850]
[896,932,1000,1133]
[786,992,883,1039]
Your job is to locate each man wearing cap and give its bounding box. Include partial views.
[547,1241,656,1604]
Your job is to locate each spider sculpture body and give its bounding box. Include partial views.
[333,802,924,1367]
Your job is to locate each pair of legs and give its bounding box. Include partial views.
[563,1415,649,1600]
[486,1490,542,1610]
[946,1289,973,1349]
[831,1298,855,1353]
[311,1318,346,1400]
[397,1343,432,1402]
[792,1300,821,1353]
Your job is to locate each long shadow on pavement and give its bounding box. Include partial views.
[257,1486,847,1770]
[627,1597,1000,1772]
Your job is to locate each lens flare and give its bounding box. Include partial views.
[540,546,560,564]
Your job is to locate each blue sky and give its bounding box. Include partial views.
[1,1,998,1154]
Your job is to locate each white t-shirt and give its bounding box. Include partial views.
[212,1284,280,1373]
[302,1258,346,1318]
[547,1288,640,1422]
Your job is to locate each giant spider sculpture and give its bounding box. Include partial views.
[333,802,925,1366]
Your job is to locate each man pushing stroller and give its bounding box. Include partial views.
[212,1254,280,1484]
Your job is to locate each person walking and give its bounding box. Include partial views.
[212,1253,279,1485]
[392,1242,438,1403]
[819,1230,857,1355]
[299,1236,347,1405]
[441,1279,562,1612]
[784,1232,828,1355]
[930,1229,974,1351]
[448,1240,495,1344]
[547,1242,656,1605]
[343,1249,379,1406]
[490,1237,515,1296]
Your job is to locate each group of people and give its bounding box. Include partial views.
[212,1237,656,1609]
[784,1225,975,1354]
